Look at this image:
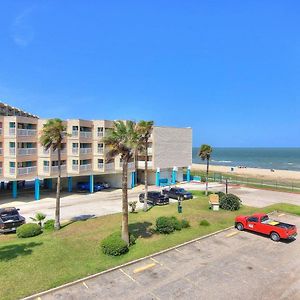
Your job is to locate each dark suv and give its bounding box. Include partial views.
[0,207,25,233]
[139,191,169,206]
[162,187,193,200]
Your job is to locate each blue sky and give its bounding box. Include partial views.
[0,1,299,147]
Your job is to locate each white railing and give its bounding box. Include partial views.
[18,148,37,156]
[97,148,104,154]
[80,148,92,154]
[17,129,37,136]
[72,164,78,171]
[43,166,50,173]
[0,128,2,135]
[9,148,16,155]
[44,148,67,155]
[72,130,78,137]
[72,148,79,155]
[98,163,104,169]
[138,161,153,168]
[80,131,92,138]
[97,131,104,138]
[0,148,2,155]
[9,128,16,136]
[128,162,135,170]
[148,148,153,155]
[43,148,50,155]
[105,162,114,171]
[18,166,37,175]
[80,164,91,171]
[10,167,15,175]
[0,167,2,174]
[51,165,66,173]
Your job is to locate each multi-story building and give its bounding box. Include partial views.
[0,103,192,200]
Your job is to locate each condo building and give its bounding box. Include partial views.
[0,102,192,200]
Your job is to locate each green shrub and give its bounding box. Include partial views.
[199,219,210,226]
[101,232,129,256]
[44,219,55,230]
[220,194,241,211]
[129,233,137,246]
[156,216,175,234]
[16,223,42,238]
[216,191,226,200]
[170,216,182,231]
[181,219,190,228]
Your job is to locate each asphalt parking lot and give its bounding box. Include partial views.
[29,212,300,300]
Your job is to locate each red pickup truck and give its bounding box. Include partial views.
[235,213,297,241]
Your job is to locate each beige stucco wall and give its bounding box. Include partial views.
[152,126,192,170]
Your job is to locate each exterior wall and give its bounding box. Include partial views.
[151,126,192,169]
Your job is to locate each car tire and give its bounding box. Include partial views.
[236,222,244,231]
[270,232,280,242]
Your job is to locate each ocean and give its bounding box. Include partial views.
[192,148,300,171]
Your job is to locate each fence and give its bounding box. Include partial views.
[189,171,300,192]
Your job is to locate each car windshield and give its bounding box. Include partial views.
[261,215,269,223]
[177,188,185,192]
[0,208,18,217]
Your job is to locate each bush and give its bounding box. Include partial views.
[220,194,241,211]
[199,219,210,226]
[216,191,226,200]
[181,219,190,228]
[156,216,183,234]
[16,223,42,238]
[101,232,129,256]
[44,219,55,230]
[129,233,137,246]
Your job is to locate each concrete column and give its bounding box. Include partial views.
[34,178,40,201]
[187,166,191,182]
[0,182,4,190]
[48,178,53,190]
[12,181,17,199]
[68,177,72,192]
[155,168,160,186]
[89,175,94,193]
[172,167,178,184]
[131,172,135,189]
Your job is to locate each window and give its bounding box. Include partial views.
[72,160,78,165]
[9,122,15,128]
[72,126,78,131]
[43,161,49,166]
[9,142,15,148]
[247,217,258,222]
[9,162,15,167]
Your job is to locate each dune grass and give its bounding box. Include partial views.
[0,192,299,300]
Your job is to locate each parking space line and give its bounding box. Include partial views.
[119,268,136,282]
[226,231,239,238]
[278,213,285,217]
[151,257,162,265]
[175,248,184,253]
[82,282,89,289]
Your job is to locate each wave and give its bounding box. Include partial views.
[211,160,233,163]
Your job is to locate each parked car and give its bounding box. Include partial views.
[162,187,193,200]
[99,182,110,189]
[7,181,26,190]
[139,191,169,206]
[0,207,25,233]
[235,213,297,241]
[77,182,105,192]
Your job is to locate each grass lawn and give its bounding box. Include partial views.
[0,192,299,300]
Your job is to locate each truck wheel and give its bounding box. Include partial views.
[270,232,280,242]
[236,223,244,231]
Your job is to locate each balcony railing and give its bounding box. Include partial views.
[10,167,15,175]
[80,131,92,138]
[72,148,79,155]
[80,148,92,154]
[97,148,104,154]
[138,161,153,168]
[17,129,37,136]
[128,162,135,170]
[9,128,16,136]
[0,167,2,174]
[0,128,2,135]
[72,164,78,171]
[72,130,78,137]
[51,165,66,173]
[43,148,67,155]
[98,163,104,169]
[43,166,50,173]
[18,166,37,175]
[97,131,104,138]
[148,148,153,155]
[80,164,91,171]
[18,148,37,156]
[105,162,114,171]
[0,148,2,155]
[9,148,16,155]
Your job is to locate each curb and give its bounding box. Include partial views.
[22,225,234,300]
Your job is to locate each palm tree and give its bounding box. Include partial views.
[136,120,154,211]
[40,118,67,230]
[199,144,213,196]
[30,212,46,227]
[103,120,139,244]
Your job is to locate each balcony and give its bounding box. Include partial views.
[72,130,78,137]
[80,164,91,172]
[43,148,67,155]
[9,148,16,155]
[80,131,92,139]
[148,148,153,155]
[9,128,16,136]
[18,166,37,175]
[0,128,2,135]
[97,131,104,138]
[98,163,104,169]
[72,148,79,155]
[51,165,66,173]
[18,148,37,156]
[80,148,92,154]
[0,167,2,174]
[17,129,37,136]
[138,161,153,168]
[105,162,114,171]
[72,164,78,171]
[10,167,15,175]
[128,162,135,170]
[0,148,2,155]
[97,148,104,155]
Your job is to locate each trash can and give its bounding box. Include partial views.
[178,199,183,213]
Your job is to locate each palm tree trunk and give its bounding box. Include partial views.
[205,158,209,196]
[122,158,129,244]
[54,147,61,230]
[143,140,148,212]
